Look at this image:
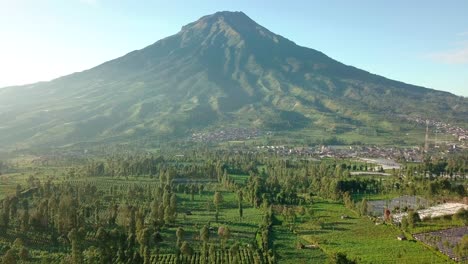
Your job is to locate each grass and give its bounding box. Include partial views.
[166,191,263,251]
[273,221,328,263]
[352,192,400,202]
[0,173,20,199]
[298,200,453,263]
[229,174,250,185]
[411,216,466,234]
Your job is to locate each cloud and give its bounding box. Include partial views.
[428,32,468,64]
[428,46,468,64]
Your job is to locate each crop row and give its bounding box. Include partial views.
[149,248,263,264]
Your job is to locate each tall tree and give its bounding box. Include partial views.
[213,191,223,222]
[218,226,231,247]
[1,248,17,264]
[176,227,184,248]
[230,242,240,264]
[137,228,151,256]
[209,244,216,264]
[238,190,244,220]
[200,225,209,243]
[180,241,193,257]
[20,199,29,232]
[68,228,83,264]
[360,198,368,216]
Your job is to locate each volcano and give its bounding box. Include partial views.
[0,11,466,148]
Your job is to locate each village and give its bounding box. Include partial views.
[190,127,265,143]
[403,115,468,142]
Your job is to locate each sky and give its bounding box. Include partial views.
[0,0,467,96]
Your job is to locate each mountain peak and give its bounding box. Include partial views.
[181,11,257,32]
[199,11,252,24]
[0,11,465,148]
[179,11,281,48]
[211,10,249,18]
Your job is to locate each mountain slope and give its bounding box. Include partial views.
[0,11,466,148]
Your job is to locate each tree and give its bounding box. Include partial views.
[158,203,165,225]
[58,195,77,233]
[150,199,160,227]
[108,203,118,226]
[209,244,216,263]
[12,238,24,249]
[298,206,306,222]
[162,190,170,209]
[94,201,100,227]
[190,184,195,201]
[68,228,83,264]
[218,226,231,247]
[180,241,193,256]
[453,208,468,225]
[83,247,100,264]
[2,248,17,264]
[214,191,223,222]
[200,225,210,243]
[143,246,151,264]
[128,206,136,236]
[136,208,145,235]
[200,240,208,264]
[132,251,143,264]
[238,190,244,220]
[307,207,314,220]
[407,210,421,228]
[170,193,177,216]
[230,242,240,264]
[342,192,354,209]
[383,208,391,222]
[401,216,409,231]
[137,228,151,256]
[360,198,368,216]
[20,200,29,232]
[176,227,184,248]
[1,198,10,228]
[164,206,172,225]
[327,252,357,264]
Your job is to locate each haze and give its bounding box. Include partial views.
[0,0,467,96]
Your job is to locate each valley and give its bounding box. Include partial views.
[0,8,466,264]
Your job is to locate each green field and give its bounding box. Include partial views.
[1,150,465,263]
[299,200,452,263]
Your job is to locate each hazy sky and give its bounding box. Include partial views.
[1,0,467,96]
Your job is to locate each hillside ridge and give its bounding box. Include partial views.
[0,11,466,148]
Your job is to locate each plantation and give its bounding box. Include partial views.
[0,148,466,263]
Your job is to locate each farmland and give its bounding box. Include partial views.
[0,149,466,263]
[299,200,452,263]
[414,227,468,262]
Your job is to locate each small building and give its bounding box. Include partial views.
[397,235,407,241]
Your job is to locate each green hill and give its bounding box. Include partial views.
[0,11,466,148]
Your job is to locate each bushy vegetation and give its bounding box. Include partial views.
[0,148,466,263]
